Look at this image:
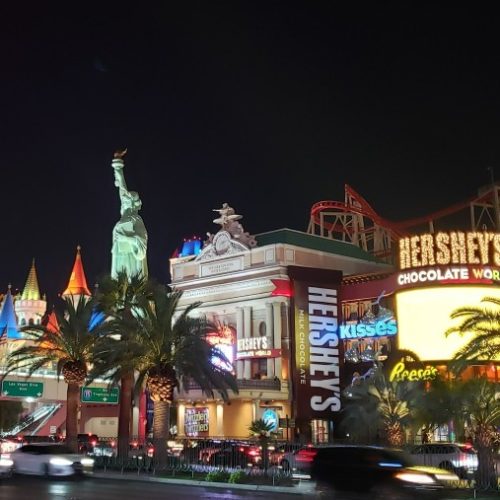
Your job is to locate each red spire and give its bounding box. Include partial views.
[44,309,59,334]
[62,245,91,297]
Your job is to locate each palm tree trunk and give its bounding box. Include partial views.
[118,370,134,461]
[66,383,80,453]
[475,442,497,490]
[152,400,170,466]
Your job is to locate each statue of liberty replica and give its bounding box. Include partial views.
[111,149,148,279]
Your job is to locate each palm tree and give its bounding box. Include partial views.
[248,418,276,472]
[341,365,420,446]
[445,296,500,368]
[416,376,500,490]
[460,378,500,491]
[92,271,156,461]
[1,295,102,452]
[93,284,238,466]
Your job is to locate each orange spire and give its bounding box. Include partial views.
[62,245,91,297]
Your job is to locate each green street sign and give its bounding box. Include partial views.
[1,380,44,398]
[81,386,119,404]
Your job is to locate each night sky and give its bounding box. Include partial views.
[1,3,499,305]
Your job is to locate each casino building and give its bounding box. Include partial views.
[2,182,498,444]
[170,183,500,443]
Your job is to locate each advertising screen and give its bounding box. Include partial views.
[396,286,500,361]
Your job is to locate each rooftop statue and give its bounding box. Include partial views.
[111,149,148,280]
[212,202,243,227]
[203,203,257,253]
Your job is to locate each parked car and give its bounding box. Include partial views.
[9,443,95,477]
[208,443,262,468]
[91,442,116,458]
[21,435,61,444]
[280,444,318,476]
[311,445,459,500]
[408,442,478,479]
[269,443,302,466]
[77,434,99,454]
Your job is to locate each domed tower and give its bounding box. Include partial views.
[62,245,91,306]
[15,258,47,327]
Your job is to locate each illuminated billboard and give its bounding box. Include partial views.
[396,286,500,361]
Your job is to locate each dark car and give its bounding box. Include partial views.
[208,443,261,468]
[310,445,459,500]
[77,434,99,454]
[280,445,318,476]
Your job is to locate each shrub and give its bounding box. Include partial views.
[228,470,248,484]
[205,469,230,483]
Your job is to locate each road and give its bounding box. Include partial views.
[0,475,313,499]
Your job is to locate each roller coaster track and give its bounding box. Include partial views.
[307,183,500,263]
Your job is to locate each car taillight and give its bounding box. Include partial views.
[296,450,317,462]
[91,440,97,446]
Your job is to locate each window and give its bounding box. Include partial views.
[258,321,267,336]
[251,358,267,379]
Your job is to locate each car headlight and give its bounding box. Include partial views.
[435,473,459,482]
[395,472,437,484]
[50,457,73,466]
[0,458,13,467]
[81,458,94,466]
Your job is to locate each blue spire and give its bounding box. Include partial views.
[0,285,21,339]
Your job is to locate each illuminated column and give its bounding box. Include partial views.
[252,400,259,421]
[243,306,252,379]
[178,403,185,437]
[216,402,224,436]
[273,302,282,379]
[132,405,139,439]
[236,307,244,379]
[266,303,275,377]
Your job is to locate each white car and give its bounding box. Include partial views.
[408,442,478,479]
[10,443,94,477]
[0,456,14,478]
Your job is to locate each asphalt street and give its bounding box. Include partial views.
[0,475,312,500]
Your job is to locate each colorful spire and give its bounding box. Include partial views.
[62,245,91,297]
[21,258,41,301]
[44,309,59,334]
[0,285,21,339]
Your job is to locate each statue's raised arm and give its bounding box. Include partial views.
[112,149,129,196]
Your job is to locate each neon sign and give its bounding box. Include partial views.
[185,407,209,437]
[262,408,278,431]
[236,336,282,359]
[397,266,500,287]
[399,231,500,270]
[340,319,397,339]
[389,360,438,382]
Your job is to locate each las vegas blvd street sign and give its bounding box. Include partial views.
[1,380,44,398]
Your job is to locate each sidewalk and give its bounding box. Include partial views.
[92,470,317,496]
